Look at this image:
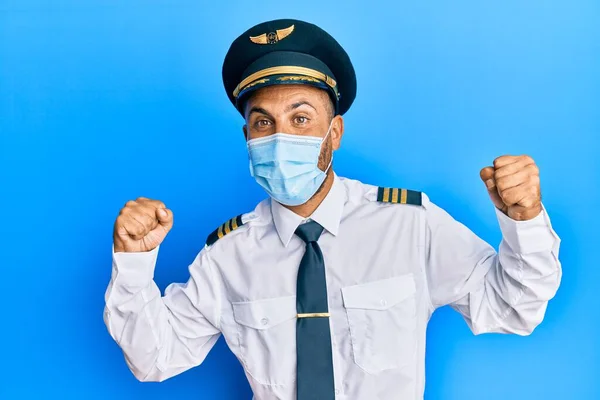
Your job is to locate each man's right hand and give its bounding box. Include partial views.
[113,197,173,253]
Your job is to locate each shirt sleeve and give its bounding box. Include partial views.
[103,245,222,381]
[424,196,562,335]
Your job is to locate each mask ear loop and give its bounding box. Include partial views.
[322,119,334,143]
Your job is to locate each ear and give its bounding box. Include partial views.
[330,115,344,151]
[242,124,248,140]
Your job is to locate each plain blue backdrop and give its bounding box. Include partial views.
[1,1,598,399]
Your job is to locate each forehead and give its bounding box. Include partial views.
[245,84,329,109]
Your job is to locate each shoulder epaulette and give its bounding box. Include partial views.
[206,214,245,246]
[377,187,422,206]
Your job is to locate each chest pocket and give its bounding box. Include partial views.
[341,274,417,375]
[232,295,297,386]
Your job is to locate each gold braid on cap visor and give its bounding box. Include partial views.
[233,66,338,98]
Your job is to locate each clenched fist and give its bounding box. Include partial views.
[113,197,174,253]
[480,155,542,221]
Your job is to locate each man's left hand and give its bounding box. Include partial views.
[480,155,542,221]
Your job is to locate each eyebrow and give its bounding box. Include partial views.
[285,101,317,113]
[248,106,274,119]
[247,100,317,119]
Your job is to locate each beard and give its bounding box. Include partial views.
[318,134,333,172]
[313,134,334,197]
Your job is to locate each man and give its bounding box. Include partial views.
[104,19,561,400]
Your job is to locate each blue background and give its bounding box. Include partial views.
[1,1,598,399]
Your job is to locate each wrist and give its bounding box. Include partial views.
[508,204,542,221]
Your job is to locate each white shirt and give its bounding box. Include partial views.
[103,175,561,400]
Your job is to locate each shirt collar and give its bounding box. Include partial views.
[271,174,346,247]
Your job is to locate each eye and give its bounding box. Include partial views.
[255,119,272,128]
[294,116,309,124]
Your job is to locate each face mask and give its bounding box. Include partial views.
[246,121,333,206]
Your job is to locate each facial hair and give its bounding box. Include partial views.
[314,133,334,196]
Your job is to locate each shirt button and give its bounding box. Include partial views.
[380,299,387,306]
[335,389,340,395]
[261,318,269,326]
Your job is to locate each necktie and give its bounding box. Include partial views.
[294,221,335,400]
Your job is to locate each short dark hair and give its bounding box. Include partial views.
[324,93,335,121]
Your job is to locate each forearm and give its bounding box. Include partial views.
[103,246,221,381]
[453,207,561,335]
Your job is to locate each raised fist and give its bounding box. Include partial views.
[113,197,173,253]
[480,155,542,221]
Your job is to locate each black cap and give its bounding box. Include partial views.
[222,19,357,116]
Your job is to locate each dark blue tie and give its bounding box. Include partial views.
[295,221,335,400]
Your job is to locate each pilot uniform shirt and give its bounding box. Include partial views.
[104,174,561,400]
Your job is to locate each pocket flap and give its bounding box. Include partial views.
[341,274,416,310]
[232,295,297,330]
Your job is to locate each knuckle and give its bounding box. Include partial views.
[523,155,534,163]
[137,213,153,227]
[531,185,540,196]
[496,174,509,185]
[135,224,146,236]
[493,169,503,180]
[136,205,152,215]
[138,217,150,229]
[502,189,515,203]
[529,175,539,185]
[146,215,157,227]
[124,222,138,233]
[143,212,154,221]
[524,162,536,170]
[146,207,160,218]
[522,198,535,208]
[152,200,166,209]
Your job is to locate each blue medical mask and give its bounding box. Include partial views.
[247,121,333,206]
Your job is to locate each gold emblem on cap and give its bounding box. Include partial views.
[250,24,295,45]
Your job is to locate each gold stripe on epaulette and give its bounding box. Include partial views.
[206,214,246,246]
[391,188,399,203]
[400,188,408,204]
[377,186,422,206]
[383,187,390,202]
